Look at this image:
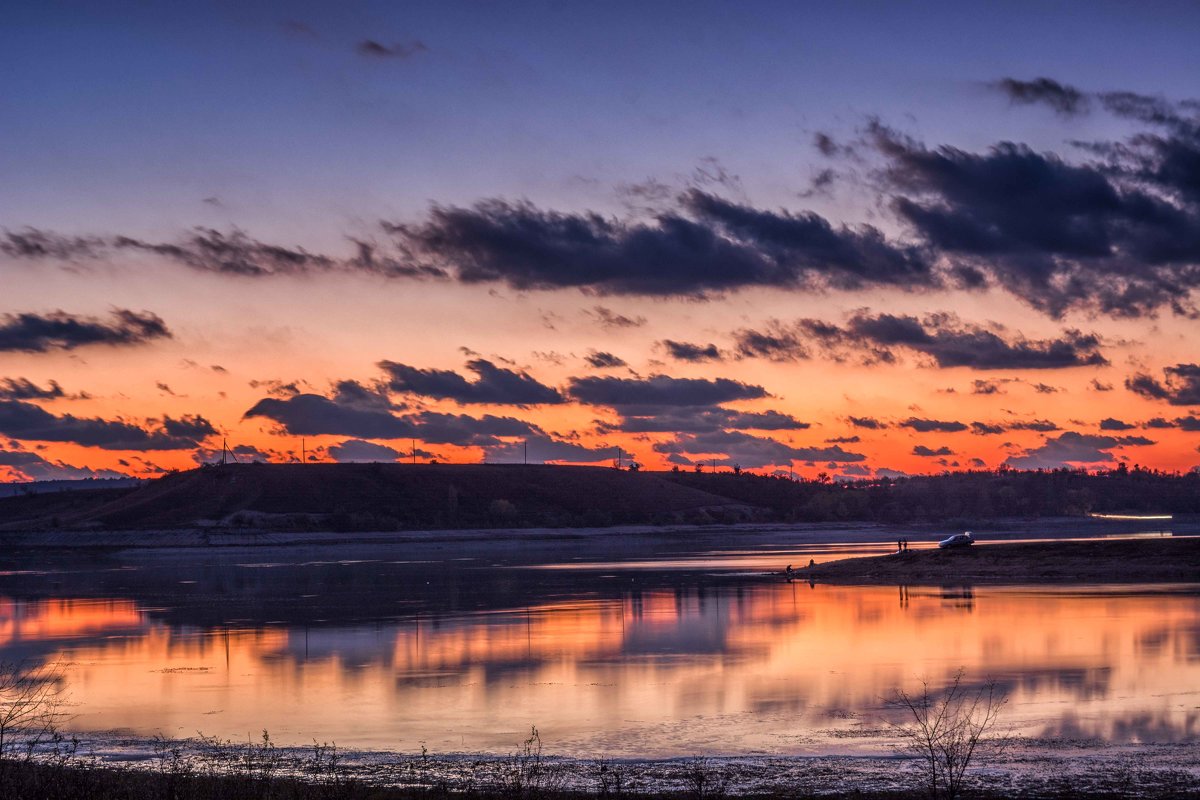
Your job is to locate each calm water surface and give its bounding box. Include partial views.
[0,530,1196,757]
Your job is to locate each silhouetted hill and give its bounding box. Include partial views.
[0,463,756,531]
[0,478,141,498]
[3,463,1198,533]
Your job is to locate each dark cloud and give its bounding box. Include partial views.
[1142,415,1200,431]
[249,379,305,398]
[847,416,886,429]
[0,309,171,353]
[328,439,402,463]
[0,448,127,481]
[1117,435,1156,446]
[678,189,934,290]
[1032,383,1060,394]
[485,435,615,464]
[825,435,860,444]
[661,340,723,362]
[244,394,414,439]
[115,228,335,276]
[913,445,954,457]
[971,422,1005,436]
[972,379,1005,395]
[800,311,1107,370]
[584,351,627,369]
[1099,417,1135,431]
[1125,363,1200,405]
[161,414,218,440]
[1090,379,1114,392]
[999,430,1151,470]
[601,406,809,434]
[0,400,212,450]
[653,430,865,469]
[1003,431,1140,469]
[568,374,767,408]
[243,393,541,447]
[356,39,428,59]
[1009,419,1062,432]
[331,379,394,410]
[5,226,444,280]
[116,228,438,279]
[407,410,540,446]
[385,192,933,297]
[1,228,105,259]
[585,306,647,329]
[732,321,809,362]
[872,95,1200,318]
[900,417,968,433]
[992,77,1089,116]
[0,378,66,401]
[379,358,563,405]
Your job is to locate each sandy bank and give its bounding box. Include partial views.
[808,536,1200,584]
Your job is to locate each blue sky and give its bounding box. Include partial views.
[6,1,1198,244]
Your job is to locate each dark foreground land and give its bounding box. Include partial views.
[4,462,1200,533]
[808,536,1200,584]
[3,746,1199,800]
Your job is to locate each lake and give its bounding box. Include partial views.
[0,524,1196,759]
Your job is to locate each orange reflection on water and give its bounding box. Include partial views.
[0,598,144,645]
[1,584,1197,756]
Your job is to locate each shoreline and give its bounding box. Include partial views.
[11,730,1199,799]
[0,513,1195,550]
[805,536,1200,584]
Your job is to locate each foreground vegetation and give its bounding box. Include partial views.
[3,748,1199,800]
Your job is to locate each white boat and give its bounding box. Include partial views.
[938,531,975,549]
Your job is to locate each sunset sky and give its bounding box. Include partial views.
[3,0,1200,481]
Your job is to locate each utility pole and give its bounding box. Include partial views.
[301,438,305,464]
[523,439,528,465]
[412,439,417,465]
